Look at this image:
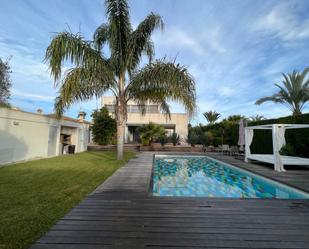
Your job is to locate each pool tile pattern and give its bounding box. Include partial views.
[153,156,308,199]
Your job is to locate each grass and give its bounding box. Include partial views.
[0,151,135,249]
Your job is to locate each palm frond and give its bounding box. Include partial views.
[105,0,132,75]
[54,67,115,117]
[203,111,220,123]
[159,100,171,119]
[127,59,196,116]
[255,94,284,105]
[45,32,107,84]
[93,23,110,51]
[127,12,163,71]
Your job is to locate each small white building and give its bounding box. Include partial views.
[0,107,91,165]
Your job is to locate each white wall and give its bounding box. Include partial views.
[0,108,90,165]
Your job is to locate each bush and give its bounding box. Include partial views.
[158,134,169,146]
[91,107,116,145]
[170,132,180,146]
[137,123,166,146]
[199,131,214,146]
[189,121,238,146]
[187,131,199,147]
[280,144,296,156]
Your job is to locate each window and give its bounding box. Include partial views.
[106,104,159,113]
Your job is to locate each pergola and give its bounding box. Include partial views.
[245,124,309,172]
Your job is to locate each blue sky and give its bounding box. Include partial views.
[1,0,309,124]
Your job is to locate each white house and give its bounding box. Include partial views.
[0,107,91,165]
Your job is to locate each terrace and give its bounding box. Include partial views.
[30,152,309,249]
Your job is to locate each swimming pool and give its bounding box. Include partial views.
[152,155,309,199]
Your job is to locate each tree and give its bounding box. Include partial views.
[91,107,116,145]
[187,130,199,147]
[255,67,309,116]
[222,115,246,123]
[250,115,265,122]
[137,123,166,146]
[45,0,196,160]
[203,110,220,124]
[0,58,12,107]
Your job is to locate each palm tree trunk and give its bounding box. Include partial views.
[116,120,125,160]
[116,74,126,160]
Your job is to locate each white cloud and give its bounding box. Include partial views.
[153,25,226,56]
[0,39,51,83]
[12,89,55,102]
[217,86,236,97]
[252,2,309,42]
[154,26,207,55]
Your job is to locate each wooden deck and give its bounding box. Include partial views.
[30,152,309,249]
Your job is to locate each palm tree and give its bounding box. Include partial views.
[45,0,196,160]
[255,67,309,115]
[250,115,265,122]
[203,111,220,124]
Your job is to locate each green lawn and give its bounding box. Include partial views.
[0,151,135,249]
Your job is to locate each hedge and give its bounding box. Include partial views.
[249,113,309,158]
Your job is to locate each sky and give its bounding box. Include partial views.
[0,0,309,124]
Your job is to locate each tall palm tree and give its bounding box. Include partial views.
[203,111,220,124]
[255,67,309,115]
[45,0,196,160]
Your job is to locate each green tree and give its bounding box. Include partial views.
[222,115,246,123]
[255,67,309,116]
[187,130,199,147]
[0,58,12,107]
[199,131,214,146]
[203,110,220,124]
[137,123,166,146]
[45,0,196,160]
[91,107,116,145]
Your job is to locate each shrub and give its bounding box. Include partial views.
[199,131,214,146]
[91,107,116,145]
[158,134,169,146]
[170,132,180,146]
[137,123,166,146]
[187,131,199,147]
[280,144,296,156]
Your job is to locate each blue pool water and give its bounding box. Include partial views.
[152,156,309,199]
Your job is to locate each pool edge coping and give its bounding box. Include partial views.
[149,153,309,199]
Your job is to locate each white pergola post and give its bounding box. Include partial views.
[272,124,286,172]
[244,128,253,162]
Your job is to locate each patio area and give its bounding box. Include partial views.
[30,152,309,249]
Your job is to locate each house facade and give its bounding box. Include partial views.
[102,96,188,143]
[0,107,91,165]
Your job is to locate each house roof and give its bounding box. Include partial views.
[45,114,92,124]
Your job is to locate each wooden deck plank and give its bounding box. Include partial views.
[30,152,309,249]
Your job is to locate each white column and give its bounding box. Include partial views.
[245,128,253,162]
